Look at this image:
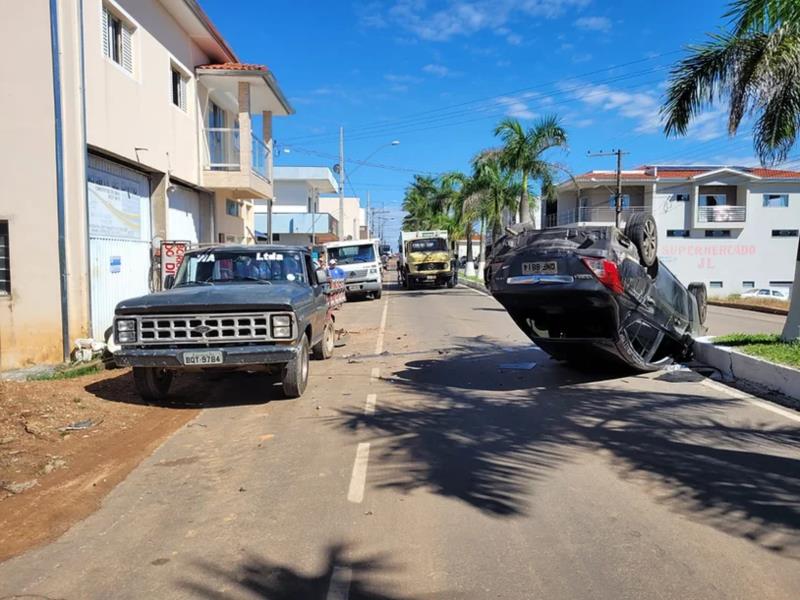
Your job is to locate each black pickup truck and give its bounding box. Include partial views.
[113,245,334,400]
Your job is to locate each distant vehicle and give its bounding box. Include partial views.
[113,245,334,401]
[398,230,457,289]
[486,214,708,372]
[325,239,383,300]
[741,287,790,299]
[379,244,392,257]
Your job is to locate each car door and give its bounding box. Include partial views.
[304,253,327,340]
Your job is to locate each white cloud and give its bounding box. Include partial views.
[361,0,591,42]
[574,16,612,32]
[422,63,451,77]
[495,94,538,119]
[506,33,523,45]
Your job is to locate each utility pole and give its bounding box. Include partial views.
[338,126,345,240]
[588,149,629,227]
[366,191,371,238]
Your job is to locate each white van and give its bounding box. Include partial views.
[325,239,383,300]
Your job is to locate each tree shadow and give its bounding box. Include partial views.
[335,343,800,557]
[84,370,287,409]
[180,542,441,600]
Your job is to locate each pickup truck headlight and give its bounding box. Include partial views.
[271,315,293,339]
[115,319,137,343]
[368,267,378,274]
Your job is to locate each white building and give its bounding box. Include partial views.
[553,165,800,297]
[318,196,365,241]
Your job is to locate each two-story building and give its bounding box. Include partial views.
[551,165,800,297]
[0,0,292,370]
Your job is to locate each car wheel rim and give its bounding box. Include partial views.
[301,348,309,382]
[325,326,334,353]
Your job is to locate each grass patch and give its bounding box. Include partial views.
[710,294,789,312]
[713,333,800,369]
[27,361,104,381]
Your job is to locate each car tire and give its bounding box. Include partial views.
[625,212,658,267]
[282,335,309,398]
[132,367,173,401]
[688,282,708,325]
[312,321,335,360]
[374,287,383,299]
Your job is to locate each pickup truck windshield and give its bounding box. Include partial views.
[174,250,306,285]
[328,244,376,265]
[409,238,447,252]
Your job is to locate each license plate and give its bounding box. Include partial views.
[426,275,436,280]
[521,261,558,275]
[183,351,223,365]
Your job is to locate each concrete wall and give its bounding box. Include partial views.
[319,196,362,241]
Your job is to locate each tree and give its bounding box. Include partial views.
[661,0,800,340]
[493,115,568,226]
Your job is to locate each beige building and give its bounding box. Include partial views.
[318,196,365,241]
[0,0,292,370]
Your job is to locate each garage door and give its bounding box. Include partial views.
[87,154,152,340]
[168,184,202,243]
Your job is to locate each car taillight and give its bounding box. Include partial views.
[581,257,624,294]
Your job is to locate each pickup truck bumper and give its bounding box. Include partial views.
[114,343,298,369]
[345,279,381,294]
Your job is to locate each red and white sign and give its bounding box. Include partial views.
[161,240,189,287]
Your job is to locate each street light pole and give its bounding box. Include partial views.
[338,126,345,240]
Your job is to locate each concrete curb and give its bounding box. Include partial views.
[708,300,788,316]
[694,336,800,402]
[459,278,489,294]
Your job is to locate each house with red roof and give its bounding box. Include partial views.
[553,165,800,297]
[0,0,293,370]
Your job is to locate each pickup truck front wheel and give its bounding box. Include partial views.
[133,367,173,401]
[282,336,309,398]
[312,321,335,360]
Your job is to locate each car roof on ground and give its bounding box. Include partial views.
[186,245,309,255]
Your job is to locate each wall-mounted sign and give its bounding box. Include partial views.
[161,241,189,287]
[110,256,121,273]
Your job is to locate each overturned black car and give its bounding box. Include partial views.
[485,214,707,372]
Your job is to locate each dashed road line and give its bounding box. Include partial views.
[375,298,389,354]
[370,367,380,382]
[364,393,376,415]
[326,566,352,600]
[347,443,370,503]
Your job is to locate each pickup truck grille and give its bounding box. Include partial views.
[346,270,368,279]
[134,312,287,345]
[417,262,447,271]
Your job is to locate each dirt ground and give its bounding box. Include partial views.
[0,368,199,562]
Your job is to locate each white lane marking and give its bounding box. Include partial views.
[458,283,491,298]
[375,299,389,354]
[326,566,352,600]
[370,367,380,382]
[700,379,800,424]
[347,443,370,503]
[365,393,377,415]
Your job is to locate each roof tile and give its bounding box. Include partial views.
[197,62,269,72]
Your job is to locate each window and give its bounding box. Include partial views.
[772,229,798,237]
[705,230,731,238]
[763,193,789,208]
[102,5,133,73]
[667,229,690,237]
[699,194,726,206]
[225,199,240,217]
[710,281,723,289]
[608,194,631,208]
[0,222,10,295]
[171,67,188,111]
[769,281,793,287]
[742,281,755,289]
[674,193,690,202]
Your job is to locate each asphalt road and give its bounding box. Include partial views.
[706,304,785,336]
[2,284,799,599]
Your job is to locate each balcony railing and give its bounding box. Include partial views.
[251,133,271,182]
[206,127,241,171]
[546,206,648,227]
[697,205,746,223]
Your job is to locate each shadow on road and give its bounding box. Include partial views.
[181,542,439,600]
[335,340,800,558]
[84,370,287,409]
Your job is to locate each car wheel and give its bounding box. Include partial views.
[312,321,335,360]
[282,335,310,398]
[688,282,708,325]
[625,213,658,267]
[374,287,383,299]
[133,367,173,401]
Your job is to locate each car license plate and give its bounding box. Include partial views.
[183,351,223,365]
[426,275,436,280]
[521,261,558,275]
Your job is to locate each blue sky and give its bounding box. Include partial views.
[202,0,760,244]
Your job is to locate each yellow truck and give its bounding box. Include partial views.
[398,230,458,290]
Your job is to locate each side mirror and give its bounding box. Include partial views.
[315,268,329,285]
[163,274,175,290]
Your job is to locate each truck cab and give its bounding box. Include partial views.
[398,230,457,289]
[324,239,383,300]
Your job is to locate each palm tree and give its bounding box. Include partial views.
[661,0,800,339]
[493,115,568,226]
[401,175,438,230]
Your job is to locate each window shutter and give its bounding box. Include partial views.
[101,6,109,58]
[121,24,133,73]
